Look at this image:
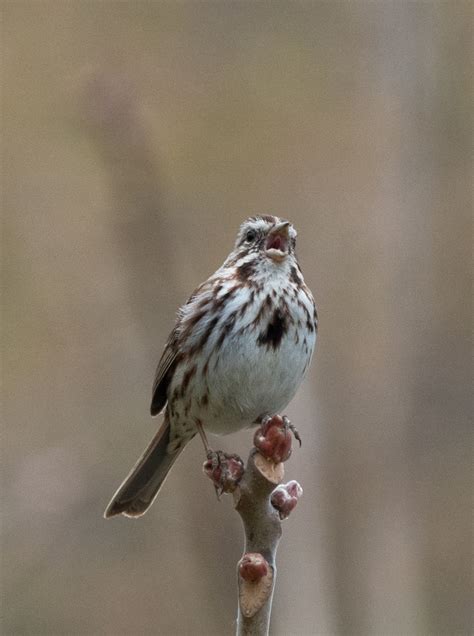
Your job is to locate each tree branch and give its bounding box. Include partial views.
[204,415,303,636]
[234,450,283,636]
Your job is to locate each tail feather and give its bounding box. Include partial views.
[104,419,183,518]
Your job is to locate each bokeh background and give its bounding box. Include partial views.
[2,2,472,635]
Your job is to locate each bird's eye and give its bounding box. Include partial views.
[245,229,257,242]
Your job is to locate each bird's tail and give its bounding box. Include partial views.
[104,417,184,518]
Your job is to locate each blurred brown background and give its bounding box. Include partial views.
[2,2,472,635]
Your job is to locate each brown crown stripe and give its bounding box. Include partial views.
[248,214,279,224]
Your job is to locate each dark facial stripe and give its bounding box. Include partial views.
[236,260,256,282]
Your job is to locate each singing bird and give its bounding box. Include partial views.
[105,215,317,518]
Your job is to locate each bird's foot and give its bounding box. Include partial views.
[203,450,244,497]
[254,414,300,463]
[196,421,244,496]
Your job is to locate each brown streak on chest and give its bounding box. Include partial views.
[180,364,197,396]
[257,306,289,350]
[213,285,239,311]
[182,309,207,338]
[199,315,219,348]
[280,298,295,324]
[290,266,302,285]
[297,298,315,333]
[253,294,272,327]
[216,310,238,348]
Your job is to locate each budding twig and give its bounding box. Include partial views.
[203,415,303,636]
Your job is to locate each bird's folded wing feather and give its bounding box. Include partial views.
[150,279,215,416]
[150,328,180,416]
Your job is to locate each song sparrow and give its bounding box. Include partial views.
[105,215,318,518]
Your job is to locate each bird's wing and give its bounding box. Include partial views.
[149,278,216,416]
[150,328,180,416]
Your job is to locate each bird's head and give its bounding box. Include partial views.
[233,215,297,264]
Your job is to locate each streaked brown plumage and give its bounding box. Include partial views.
[105,216,317,518]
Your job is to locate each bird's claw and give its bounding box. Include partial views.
[282,416,302,447]
[203,450,244,495]
[254,414,301,463]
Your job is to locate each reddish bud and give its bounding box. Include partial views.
[271,480,303,519]
[253,415,292,463]
[203,451,244,494]
[238,553,269,583]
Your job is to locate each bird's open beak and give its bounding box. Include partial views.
[265,222,291,262]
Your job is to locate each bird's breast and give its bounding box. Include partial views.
[168,275,317,438]
[197,293,315,434]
